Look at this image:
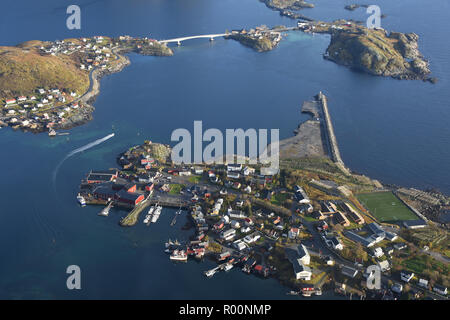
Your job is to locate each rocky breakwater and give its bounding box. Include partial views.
[324,26,434,82]
[317,92,350,175]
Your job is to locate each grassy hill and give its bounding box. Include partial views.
[0,41,89,101]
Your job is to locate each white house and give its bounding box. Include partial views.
[293,259,311,280]
[233,240,247,251]
[400,271,414,282]
[378,260,390,272]
[240,226,251,234]
[330,237,344,251]
[391,283,403,294]
[372,247,384,258]
[230,220,241,229]
[433,284,447,296]
[297,244,310,265]
[418,278,429,289]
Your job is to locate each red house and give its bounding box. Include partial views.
[125,183,137,193]
[116,190,144,206]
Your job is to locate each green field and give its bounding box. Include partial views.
[357,192,418,222]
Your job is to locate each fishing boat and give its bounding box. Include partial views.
[99,201,113,216]
[151,204,162,223]
[224,263,233,272]
[48,129,56,137]
[204,268,218,278]
[170,249,187,262]
[76,194,86,207]
[143,206,155,224]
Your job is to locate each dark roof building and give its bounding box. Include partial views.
[116,190,144,206]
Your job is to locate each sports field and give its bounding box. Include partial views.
[357,191,418,222]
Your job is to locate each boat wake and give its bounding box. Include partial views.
[52,133,115,189]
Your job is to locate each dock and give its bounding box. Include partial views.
[148,194,190,209]
[170,208,182,227]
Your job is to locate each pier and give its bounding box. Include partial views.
[149,193,190,209]
[170,208,182,227]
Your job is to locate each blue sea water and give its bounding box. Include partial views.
[0,0,449,299]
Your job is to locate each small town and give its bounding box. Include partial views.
[77,139,449,300]
[0,35,171,133]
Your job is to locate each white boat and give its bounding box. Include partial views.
[165,239,174,248]
[224,263,233,272]
[151,205,162,223]
[144,206,155,224]
[77,194,86,207]
[170,249,187,261]
[204,269,216,278]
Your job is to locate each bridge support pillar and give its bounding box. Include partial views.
[209,37,214,41]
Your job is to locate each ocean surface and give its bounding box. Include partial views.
[0,0,449,299]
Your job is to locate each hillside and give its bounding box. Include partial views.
[0,41,89,101]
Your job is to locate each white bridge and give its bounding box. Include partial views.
[159,33,229,45]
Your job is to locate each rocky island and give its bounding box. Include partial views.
[259,0,315,20]
[325,28,431,80]
[298,20,433,81]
